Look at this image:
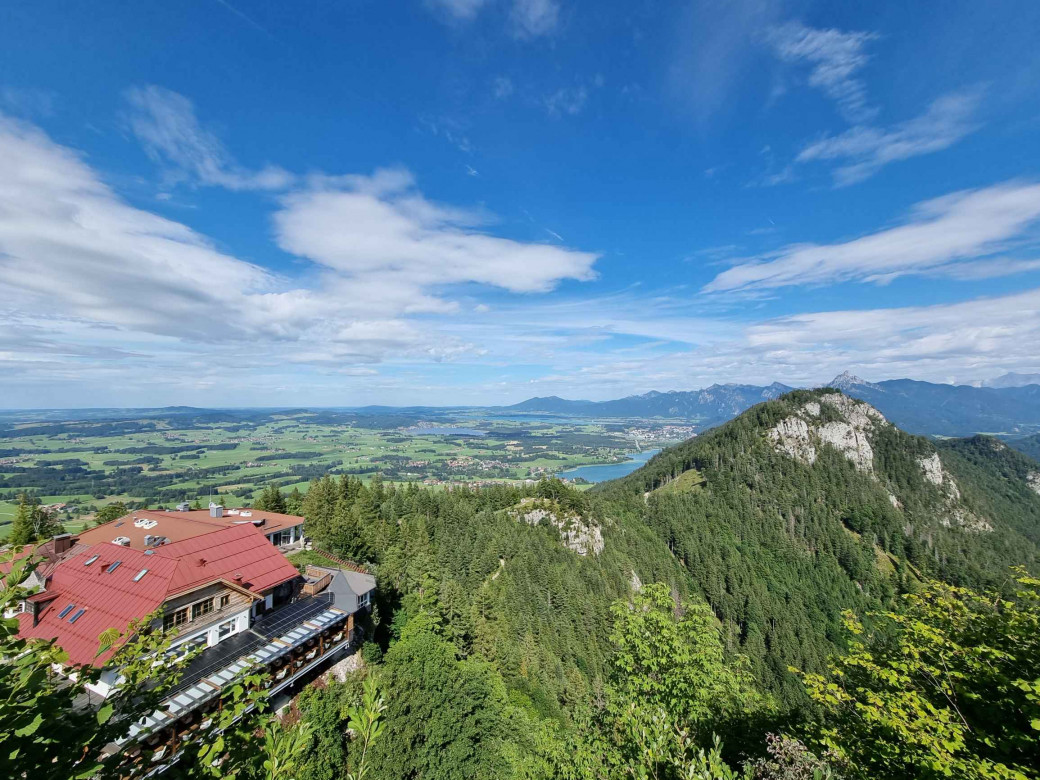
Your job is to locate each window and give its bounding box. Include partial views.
[219,594,231,609]
[83,555,99,566]
[69,609,86,624]
[217,619,236,640]
[133,568,148,582]
[163,607,189,631]
[58,603,76,619]
[192,598,214,620]
[106,561,121,574]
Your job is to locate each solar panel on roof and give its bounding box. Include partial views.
[69,608,86,623]
[58,604,75,618]
[106,561,122,573]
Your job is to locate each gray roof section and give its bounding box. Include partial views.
[342,569,376,596]
[312,567,375,613]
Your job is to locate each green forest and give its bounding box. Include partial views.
[3,389,1040,779]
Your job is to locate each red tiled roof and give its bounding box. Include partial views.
[158,525,302,596]
[76,508,304,551]
[16,524,300,668]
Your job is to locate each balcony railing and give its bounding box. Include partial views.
[119,595,357,771]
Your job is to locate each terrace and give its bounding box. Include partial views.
[121,593,360,769]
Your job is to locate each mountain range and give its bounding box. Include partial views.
[505,371,1040,439]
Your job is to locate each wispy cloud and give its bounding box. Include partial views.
[423,0,557,37]
[767,21,878,122]
[426,0,489,21]
[492,76,515,100]
[511,0,559,38]
[124,85,293,191]
[797,90,982,185]
[544,85,588,116]
[705,180,1040,292]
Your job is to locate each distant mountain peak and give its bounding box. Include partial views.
[829,371,881,392]
[983,372,1040,389]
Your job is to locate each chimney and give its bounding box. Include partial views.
[52,533,75,556]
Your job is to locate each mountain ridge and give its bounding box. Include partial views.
[507,373,1040,437]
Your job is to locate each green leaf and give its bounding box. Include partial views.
[97,703,114,725]
[14,713,43,737]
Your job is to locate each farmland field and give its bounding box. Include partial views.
[0,407,696,539]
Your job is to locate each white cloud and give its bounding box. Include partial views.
[124,85,293,191]
[704,180,1040,292]
[273,168,598,294]
[0,114,601,400]
[767,21,878,122]
[797,91,981,185]
[744,287,1040,382]
[491,285,1040,398]
[511,0,559,38]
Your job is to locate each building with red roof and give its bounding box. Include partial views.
[76,505,305,552]
[15,523,302,696]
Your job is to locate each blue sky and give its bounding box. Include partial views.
[1,0,1040,407]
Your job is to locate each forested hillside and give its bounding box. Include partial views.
[594,389,1040,704]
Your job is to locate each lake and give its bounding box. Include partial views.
[410,427,487,436]
[557,448,661,483]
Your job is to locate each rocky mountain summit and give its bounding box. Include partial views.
[508,497,605,556]
[766,392,993,532]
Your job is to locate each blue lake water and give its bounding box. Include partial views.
[410,427,486,436]
[558,448,661,483]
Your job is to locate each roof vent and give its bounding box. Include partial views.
[112,536,131,546]
[240,511,252,518]
[209,504,224,518]
[198,557,207,566]
[133,518,158,529]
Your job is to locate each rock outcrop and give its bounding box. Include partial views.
[509,498,605,556]
[767,392,992,532]
[767,394,881,475]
